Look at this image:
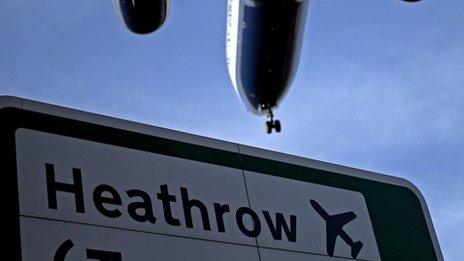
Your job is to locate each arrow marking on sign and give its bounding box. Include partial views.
[54,239,74,261]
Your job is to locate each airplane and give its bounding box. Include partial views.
[310,199,364,259]
[113,0,423,134]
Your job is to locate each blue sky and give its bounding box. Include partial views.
[1,0,463,259]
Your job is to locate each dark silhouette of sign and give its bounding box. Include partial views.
[310,199,363,259]
[54,239,122,261]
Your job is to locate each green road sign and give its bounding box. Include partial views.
[1,96,442,261]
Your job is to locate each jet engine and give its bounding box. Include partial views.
[114,0,169,34]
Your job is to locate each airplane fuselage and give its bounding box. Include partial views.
[226,0,309,116]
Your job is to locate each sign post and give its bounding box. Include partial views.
[1,96,442,260]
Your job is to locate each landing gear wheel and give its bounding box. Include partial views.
[266,121,273,134]
[265,119,282,134]
[274,120,281,133]
[264,109,282,134]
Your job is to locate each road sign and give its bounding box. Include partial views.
[1,96,442,260]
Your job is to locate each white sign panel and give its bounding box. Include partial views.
[16,129,380,260]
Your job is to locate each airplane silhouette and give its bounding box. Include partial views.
[310,199,364,259]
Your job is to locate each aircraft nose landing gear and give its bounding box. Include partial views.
[265,111,281,134]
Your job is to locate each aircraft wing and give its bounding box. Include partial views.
[330,212,356,228]
[325,211,357,256]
